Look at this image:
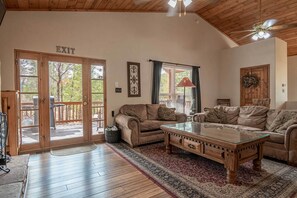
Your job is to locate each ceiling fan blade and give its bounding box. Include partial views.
[230,30,254,34]
[263,19,277,28]
[270,23,297,30]
[133,0,152,6]
[167,5,177,17]
[238,32,256,41]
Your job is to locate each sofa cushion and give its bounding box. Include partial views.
[258,131,285,144]
[147,104,165,120]
[120,104,148,121]
[238,106,269,130]
[269,110,297,132]
[140,120,176,132]
[158,106,176,121]
[215,106,240,124]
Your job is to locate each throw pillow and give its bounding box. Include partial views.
[204,107,227,124]
[158,106,176,121]
[147,104,165,120]
[269,110,297,132]
[265,109,280,130]
[125,110,145,122]
[215,106,240,125]
[204,108,220,123]
[275,118,297,134]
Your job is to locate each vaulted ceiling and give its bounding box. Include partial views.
[4,0,297,56]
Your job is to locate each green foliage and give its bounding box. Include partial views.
[19,59,105,104]
[20,59,38,94]
[49,61,83,102]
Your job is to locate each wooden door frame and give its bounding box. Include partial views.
[15,50,43,152]
[240,64,270,106]
[15,49,107,153]
[87,59,107,142]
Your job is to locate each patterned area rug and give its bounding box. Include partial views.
[108,142,297,198]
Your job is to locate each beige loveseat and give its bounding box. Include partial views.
[115,104,187,147]
[193,106,297,166]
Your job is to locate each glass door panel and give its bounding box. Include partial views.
[19,59,40,145]
[48,61,84,141]
[91,65,105,135]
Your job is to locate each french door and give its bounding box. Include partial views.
[15,50,106,152]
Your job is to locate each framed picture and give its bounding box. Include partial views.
[127,62,141,97]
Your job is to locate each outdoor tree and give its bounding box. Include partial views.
[49,62,82,102]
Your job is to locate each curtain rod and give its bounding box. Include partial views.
[148,59,200,68]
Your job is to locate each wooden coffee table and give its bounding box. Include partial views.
[160,122,270,184]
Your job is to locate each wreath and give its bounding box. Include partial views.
[241,74,260,88]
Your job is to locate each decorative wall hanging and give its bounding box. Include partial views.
[127,62,141,97]
[241,73,260,88]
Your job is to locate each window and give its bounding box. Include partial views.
[159,65,193,114]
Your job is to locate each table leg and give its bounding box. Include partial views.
[253,159,261,171]
[253,143,263,171]
[227,169,237,184]
[225,151,238,184]
[164,133,172,154]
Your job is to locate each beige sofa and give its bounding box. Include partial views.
[193,105,297,166]
[115,104,187,147]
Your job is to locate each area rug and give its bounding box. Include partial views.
[50,144,97,156]
[107,142,297,198]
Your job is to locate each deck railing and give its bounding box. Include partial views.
[159,94,193,114]
[20,101,104,126]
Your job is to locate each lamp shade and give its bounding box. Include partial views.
[176,77,196,87]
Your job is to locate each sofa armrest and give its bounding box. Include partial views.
[175,112,187,122]
[115,114,139,128]
[285,124,297,166]
[193,112,206,123]
[115,114,140,147]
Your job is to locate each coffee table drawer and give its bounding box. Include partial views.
[204,145,224,160]
[170,135,182,145]
[183,139,201,153]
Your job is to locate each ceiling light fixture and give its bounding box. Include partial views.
[183,0,192,7]
[251,25,272,41]
[168,0,192,8]
[168,0,177,8]
[168,0,192,17]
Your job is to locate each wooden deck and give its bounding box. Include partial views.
[21,101,104,144]
[22,123,104,144]
[26,144,170,198]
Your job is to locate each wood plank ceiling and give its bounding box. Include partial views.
[4,0,297,56]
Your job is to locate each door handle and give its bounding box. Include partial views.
[39,98,46,103]
[83,102,88,106]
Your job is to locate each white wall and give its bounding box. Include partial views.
[219,38,287,108]
[288,55,297,100]
[0,11,235,124]
[275,39,288,107]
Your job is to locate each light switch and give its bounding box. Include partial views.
[115,82,119,88]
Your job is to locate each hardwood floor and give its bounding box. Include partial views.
[26,144,171,198]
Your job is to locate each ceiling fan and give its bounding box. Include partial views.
[231,0,297,41]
